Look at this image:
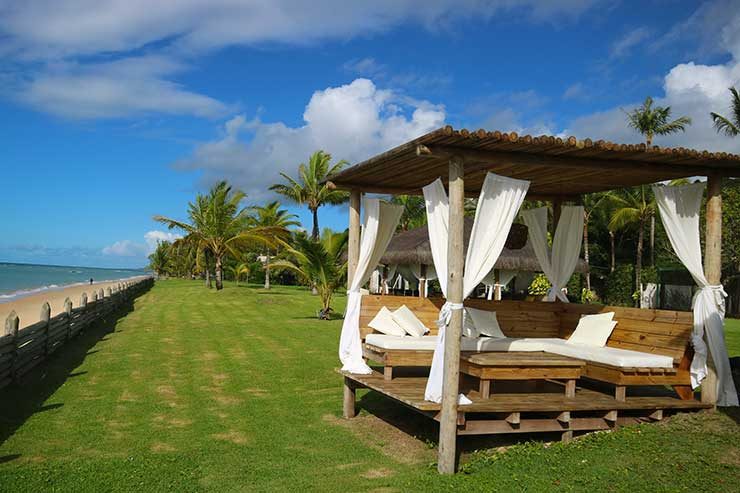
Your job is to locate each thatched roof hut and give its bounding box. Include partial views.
[380,217,588,273]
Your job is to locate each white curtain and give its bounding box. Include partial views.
[653,183,738,406]
[411,264,438,296]
[424,173,530,403]
[522,205,584,302]
[339,198,403,374]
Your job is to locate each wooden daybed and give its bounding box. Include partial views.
[360,295,693,400]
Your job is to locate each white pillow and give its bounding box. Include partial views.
[462,310,479,338]
[466,307,506,338]
[392,305,429,338]
[368,307,407,336]
[566,312,617,347]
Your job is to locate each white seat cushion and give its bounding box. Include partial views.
[391,305,429,338]
[542,340,674,368]
[368,307,406,336]
[365,334,438,350]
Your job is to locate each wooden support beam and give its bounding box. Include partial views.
[437,155,465,475]
[347,190,361,289]
[702,174,722,406]
[615,385,626,402]
[343,377,356,419]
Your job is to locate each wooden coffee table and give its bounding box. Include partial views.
[460,352,585,398]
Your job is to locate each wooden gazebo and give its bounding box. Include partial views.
[330,126,740,473]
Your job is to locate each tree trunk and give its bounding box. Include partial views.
[264,254,271,289]
[311,207,320,241]
[205,268,211,288]
[650,214,655,266]
[635,220,644,307]
[646,134,652,147]
[610,231,616,273]
[215,256,223,291]
[583,213,591,292]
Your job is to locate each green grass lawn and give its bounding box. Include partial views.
[724,318,740,357]
[1,280,738,492]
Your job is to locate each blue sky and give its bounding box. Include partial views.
[1,0,739,268]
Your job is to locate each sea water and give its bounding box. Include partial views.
[0,262,148,300]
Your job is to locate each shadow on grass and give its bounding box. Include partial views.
[0,297,141,453]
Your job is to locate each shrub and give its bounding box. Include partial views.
[605,264,635,306]
[528,274,551,297]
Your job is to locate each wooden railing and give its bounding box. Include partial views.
[0,277,153,389]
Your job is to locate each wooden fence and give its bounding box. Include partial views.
[0,277,153,389]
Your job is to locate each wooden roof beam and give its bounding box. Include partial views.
[416,144,739,178]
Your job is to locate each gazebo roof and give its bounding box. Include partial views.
[380,217,588,273]
[328,126,740,199]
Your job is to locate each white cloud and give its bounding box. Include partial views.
[343,58,386,78]
[20,55,228,119]
[173,78,446,199]
[102,230,181,258]
[563,82,588,101]
[102,240,146,257]
[610,27,651,59]
[0,1,603,60]
[144,231,182,252]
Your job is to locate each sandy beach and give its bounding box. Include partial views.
[0,277,149,329]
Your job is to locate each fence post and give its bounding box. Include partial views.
[5,311,19,382]
[40,302,51,355]
[64,297,73,339]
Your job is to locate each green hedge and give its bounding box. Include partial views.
[604,264,658,306]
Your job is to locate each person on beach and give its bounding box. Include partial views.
[90,278,94,285]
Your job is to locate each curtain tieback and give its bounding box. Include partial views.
[697,284,727,312]
[436,301,464,330]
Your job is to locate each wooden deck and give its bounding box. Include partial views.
[340,369,711,440]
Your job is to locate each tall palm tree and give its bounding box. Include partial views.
[154,181,275,291]
[270,150,348,240]
[271,229,348,319]
[582,192,610,292]
[608,186,655,305]
[390,195,426,231]
[710,87,740,137]
[625,96,692,146]
[248,201,299,289]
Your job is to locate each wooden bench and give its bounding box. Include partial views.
[360,295,694,400]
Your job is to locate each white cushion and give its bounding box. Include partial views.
[462,310,479,338]
[466,307,506,338]
[566,312,616,347]
[542,340,674,368]
[391,305,429,338]
[365,334,438,350]
[364,334,557,352]
[368,307,406,336]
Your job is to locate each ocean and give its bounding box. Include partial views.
[0,262,148,301]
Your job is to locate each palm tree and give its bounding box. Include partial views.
[248,201,299,289]
[608,186,655,305]
[154,181,275,291]
[391,195,426,231]
[625,96,692,146]
[270,150,348,240]
[581,192,610,292]
[271,229,348,319]
[148,241,171,278]
[228,262,250,286]
[710,87,740,137]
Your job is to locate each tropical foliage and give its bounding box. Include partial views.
[625,96,691,145]
[248,201,300,289]
[710,86,740,137]
[270,150,348,239]
[271,229,348,319]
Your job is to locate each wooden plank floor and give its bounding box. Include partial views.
[340,370,712,414]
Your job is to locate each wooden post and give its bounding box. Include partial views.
[702,173,722,405]
[4,311,19,337]
[552,199,562,236]
[419,264,427,298]
[342,377,356,418]
[348,190,361,289]
[40,302,51,354]
[64,297,73,338]
[494,269,502,301]
[81,292,88,307]
[438,156,465,475]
